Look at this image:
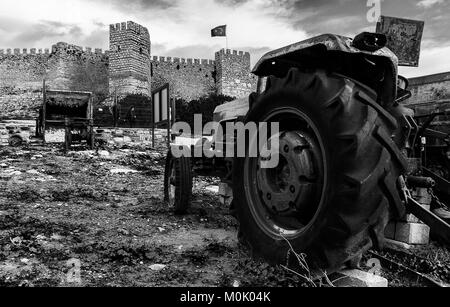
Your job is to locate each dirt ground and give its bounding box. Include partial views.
[0,144,449,287]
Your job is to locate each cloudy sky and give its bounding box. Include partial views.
[0,0,449,77]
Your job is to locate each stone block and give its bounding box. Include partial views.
[402,205,430,223]
[335,270,388,288]
[384,222,396,239]
[218,183,233,197]
[395,222,430,245]
[218,183,233,207]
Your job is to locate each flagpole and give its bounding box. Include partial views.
[226,25,228,49]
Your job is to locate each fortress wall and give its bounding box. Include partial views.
[0,44,109,119]
[151,56,216,101]
[215,49,257,99]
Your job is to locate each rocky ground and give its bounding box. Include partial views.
[0,144,449,287]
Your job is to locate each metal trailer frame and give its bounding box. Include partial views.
[402,108,450,244]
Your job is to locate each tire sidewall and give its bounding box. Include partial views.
[233,88,340,265]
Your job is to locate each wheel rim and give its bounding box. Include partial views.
[168,161,176,207]
[243,107,327,240]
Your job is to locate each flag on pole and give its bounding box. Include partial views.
[211,25,227,37]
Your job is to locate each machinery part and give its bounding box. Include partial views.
[8,135,23,147]
[406,196,450,244]
[352,32,387,52]
[406,176,435,189]
[423,168,450,197]
[368,250,448,287]
[233,69,407,273]
[164,151,192,215]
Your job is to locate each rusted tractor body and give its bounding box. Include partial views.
[164,31,449,274]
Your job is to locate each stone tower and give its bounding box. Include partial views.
[109,21,151,97]
[215,49,257,99]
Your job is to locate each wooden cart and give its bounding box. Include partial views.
[36,89,94,150]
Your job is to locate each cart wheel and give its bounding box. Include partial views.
[8,135,23,147]
[86,130,94,149]
[164,151,192,215]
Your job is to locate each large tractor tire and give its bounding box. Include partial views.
[233,68,407,274]
[164,151,193,215]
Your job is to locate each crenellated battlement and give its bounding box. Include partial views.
[0,48,51,56]
[51,42,109,57]
[215,48,250,59]
[109,21,149,36]
[0,43,110,57]
[151,56,215,66]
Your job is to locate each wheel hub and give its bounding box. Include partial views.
[257,131,321,216]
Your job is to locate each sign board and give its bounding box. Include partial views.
[376,16,425,67]
[152,83,171,125]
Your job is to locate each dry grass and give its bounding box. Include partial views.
[280,234,335,287]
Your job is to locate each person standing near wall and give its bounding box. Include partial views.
[127,106,136,128]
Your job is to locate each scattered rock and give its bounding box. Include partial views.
[26,170,40,175]
[0,170,22,179]
[50,234,64,241]
[110,168,139,174]
[36,235,47,241]
[149,264,167,271]
[118,229,130,236]
[10,237,23,246]
[98,150,110,158]
[334,270,388,288]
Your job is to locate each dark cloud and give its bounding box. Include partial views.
[80,29,109,49]
[214,0,251,6]
[13,21,83,46]
[215,0,450,58]
[93,0,178,11]
[255,0,450,47]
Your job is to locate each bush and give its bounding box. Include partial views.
[175,93,235,127]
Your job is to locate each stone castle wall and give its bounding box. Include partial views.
[0,49,49,119]
[0,44,109,119]
[47,43,109,95]
[0,38,150,120]
[0,21,256,122]
[215,49,257,99]
[109,21,151,96]
[151,56,216,101]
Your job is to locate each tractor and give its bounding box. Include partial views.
[164,30,450,275]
